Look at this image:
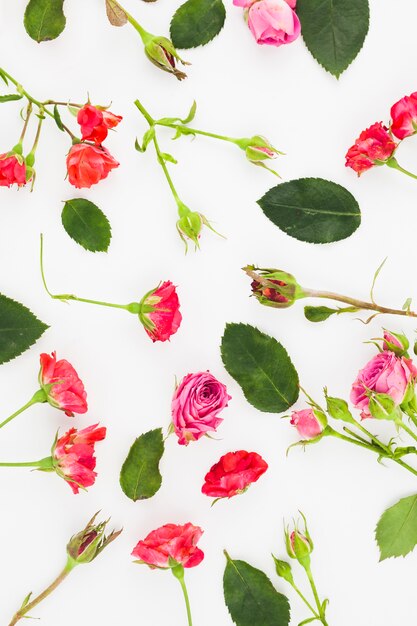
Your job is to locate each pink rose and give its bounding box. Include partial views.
[350,351,417,419]
[390,92,417,140]
[245,0,301,47]
[132,523,204,569]
[171,371,231,445]
[290,409,324,439]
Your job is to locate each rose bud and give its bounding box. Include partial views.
[145,36,189,81]
[382,329,409,356]
[290,408,327,439]
[67,512,122,565]
[350,351,417,419]
[39,351,87,416]
[0,152,27,187]
[132,523,204,569]
[235,0,300,47]
[66,143,119,188]
[52,424,106,493]
[285,513,314,567]
[272,557,294,584]
[138,280,182,342]
[324,393,355,424]
[390,92,417,140]
[77,104,122,144]
[345,122,397,175]
[171,371,231,445]
[201,450,268,500]
[236,135,282,174]
[245,266,304,308]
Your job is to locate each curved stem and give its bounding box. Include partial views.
[386,157,417,180]
[156,121,238,144]
[18,102,33,144]
[8,558,76,626]
[0,389,46,430]
[305,289,417,318]
[172,567,193,626]
[134,98,155,126]
[109,0,153,43]
[39,234,134,312]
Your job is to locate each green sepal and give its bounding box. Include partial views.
[324,391,355,424]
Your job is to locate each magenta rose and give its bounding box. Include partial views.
[290,409,324,439]
[350,351,417,419]
[243,0,301,47]
[171,371,231,445]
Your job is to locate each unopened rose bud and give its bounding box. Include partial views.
[244,266,304,309]
[285,514,314,567]
[368,392,399,421]
[290,408,326,440]
[177,211,204,248]
[325,393,355,424]
[145,37,189,81]
[272,556,294,584]
[66,513,122,565]
[236,135,282,174]
[383,329,409,356]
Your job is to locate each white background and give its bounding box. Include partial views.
[1,1,417,625]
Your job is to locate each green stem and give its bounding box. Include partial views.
[327,427,383,454]
[8,557,76,626]
[398,420,417,445]
[18,102,33,144]
[153,135,182,208]
[387,157,417,180]
[403,406,417,430]
[134,98,155,126]
[304,288,417,318]
[27,110,44,159]
[156,121,238,144]
[39,234,137,313]
[0,456,53,469]
[172,567,193,626]
[305,566,328,626]
[288,580,320,620]
[0,389,47,430]
[109,0,153,44]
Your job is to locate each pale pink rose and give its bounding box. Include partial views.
[350,351,417,419]
[246,0,301,47]
[171,371,231,445]
[290,409,323,439]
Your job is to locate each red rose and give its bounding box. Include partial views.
[53,424,106,494]
[77,105,122,144]
[66,143,119,188]
[139,281,182,342]
[391,92,417,140]
[39,351,88,416]
[0,153,27,187]
[345,122,397,175]
[132,523,204,569]
[201,450,268,499]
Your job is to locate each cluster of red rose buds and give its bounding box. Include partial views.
[345,91,417,180]
[0,68,121,190]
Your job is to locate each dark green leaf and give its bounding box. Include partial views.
[304,306,338,322]
[0,294,48,364]
[376,494,417,560]
[0,94,23,103]
[24,0,66,43]
[221,323,299,413]
[258,178,361,244]
[53,104,64,131]
[297,0,370,78]
[170,0,226,49]
[105,0,127,26]
[120,428,164,501]
[61,199,111,253]
[224,554,290,626]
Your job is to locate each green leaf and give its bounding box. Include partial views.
[105,0,128,26]
[170,0,226,49]
[0,94,23,103]
[61,199,111,253]
[258,178,361,244]
[0,294,48,365]
[221,323,299,413]
[370,257,387,304]
[160,152,177,164]
[224,554,290,626]
[297,0,370,78]
[304,306,338,322]
[53,104,64,131]
[376,494,417,560]
[24,0,66,43]
[120,428,164,501]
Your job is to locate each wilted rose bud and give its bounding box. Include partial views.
[145,36,189,80]
[67,513,122,565]
[285,514,314,567]
[383,329,409,356]
[244,265,305,309]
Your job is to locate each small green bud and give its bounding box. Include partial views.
[66,512,122,565]
[272,556,294,584]
[144,37,188,81]
[325,393,355,424]
[368,392,398,421]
